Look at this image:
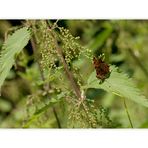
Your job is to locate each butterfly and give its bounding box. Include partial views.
[93,56,110,81]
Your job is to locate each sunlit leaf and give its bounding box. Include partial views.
[0,27,31,88]
[85,65,148,108]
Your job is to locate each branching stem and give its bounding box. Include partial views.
[27,20,61,128]
[49,29,82,100]
[47,23,95,127]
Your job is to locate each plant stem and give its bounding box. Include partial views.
[27,20,61,128]
[52,107,61,128]
[123,98,133,128]
[49,31,82,100]
[48,25,95,127]
[30,37,45,81]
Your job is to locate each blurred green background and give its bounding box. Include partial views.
[0,20,148,128]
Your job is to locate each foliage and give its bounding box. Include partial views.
[85,65,148,108]
[0,27,31,88]
[0,20,148,128]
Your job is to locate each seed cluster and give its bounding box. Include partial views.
[67,99,98,128]
[58,27,84,64]
[36,21,57,73]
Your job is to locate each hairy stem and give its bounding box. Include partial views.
[56,47,82,99]
[47,24,94,127]
[123,98,133,128]
[49,31,82,100]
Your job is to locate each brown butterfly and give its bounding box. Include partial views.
[93,56,110,81]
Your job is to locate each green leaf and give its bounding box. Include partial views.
[85,65,148,108]
[23,98,61,128]
[0,27,31,88]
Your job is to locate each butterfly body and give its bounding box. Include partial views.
[93,57,110,80]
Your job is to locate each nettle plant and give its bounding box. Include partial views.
[0,20,148,128]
